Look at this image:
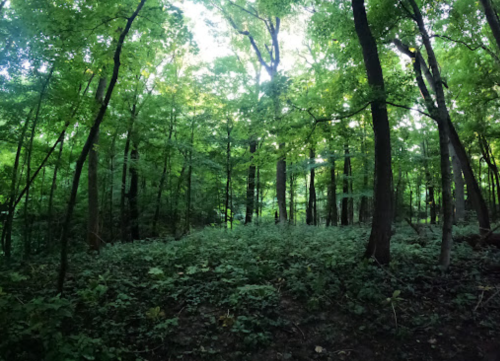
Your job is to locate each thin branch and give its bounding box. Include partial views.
[227,0,266,21]
[386,102,433,119]
[432,34,500,65]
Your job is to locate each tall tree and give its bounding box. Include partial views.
[352,0,393,263]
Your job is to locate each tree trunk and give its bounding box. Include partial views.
[479,0,500,51]
[47,132,64,249]
[256,167,260,219]
[353,0,393,263]
[408,0,453,268]
[2,109,33,257]
[450,143,465,222]
[289,162,294,223]
[225,124,231,228]
[341,145,350,226]
[108,133,116,241]
[57,0,146,293]
[277,143,287,223]
[185,124,194,233]
[245,140,257,224]
[326,152,337,226]
[394,38,490,235]
[307,148,317,225]
[87,77,106,252]
[128,136,140,241]
[120,116,134,242]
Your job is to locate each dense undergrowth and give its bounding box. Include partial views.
[1,223,499,360]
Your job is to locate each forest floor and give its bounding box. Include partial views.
[1,223,500,361]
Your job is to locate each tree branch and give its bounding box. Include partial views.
[386,102,433,119]
[432,34,500,65]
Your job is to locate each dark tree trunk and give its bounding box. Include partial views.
[408,0,453,267]
[225,124,231,228]
[108,133,116,241]
[128,136,140,241]
[394,165,402,222]
[3,109,33,258]
[450,143,465,222]
[289,162,294,223]
[256,167,260,219]
[480,0,500,51]
[120,116,134,242]
[326,152,337,226]
[341,145,350,226]
[185,124,194,233]
[353,0,393,263]
[245,140,257,224]
[307,148,317,225]
[57,0,146,293]
[47,132,64,249]
[394,37,490,235]
[277,143,287,223]
[23,67,54,257]
[88,77,106,252]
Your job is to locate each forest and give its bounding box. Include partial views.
[1,0,500,359]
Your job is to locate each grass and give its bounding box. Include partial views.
[1,223,499,360]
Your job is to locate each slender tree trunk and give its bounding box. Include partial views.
[87,77,106,251]
[480,0,500,51]
[393,165,403,222]
[120,116,134,242]
[289,162,294,222]
[450,143,465,222]
[185,124,194,233]
[23,70,54,257]
[245,140,257,224]
[348,156,354,225]
[47,132,65,249]
[353,0,393,263]
[225,124,231,228]
[2,110,33,256]
[277,143,287,223]
[307,148,317,225]
[108,133,116,241]
[326,152,337,226]
[128,136,140,241]
[3,110,33,257]
[394,38,490,235]
[57,0,146,293]
[256,167,260,219]
[153,148,169,235]
[341,145,350,226]
[408,0,453,268]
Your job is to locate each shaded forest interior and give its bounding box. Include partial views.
[1,0,500,360]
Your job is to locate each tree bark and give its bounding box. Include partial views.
[307,148,317,225]
[393,37,490,235]
[245,140,257,224]
[277,143,287,223]
[341,145,350,226]
[326,152,337,226]
[57,0,146,293]
[120,115,134,242]
[353,0,393,263]
[289,162,294,223]
[128,135,140,241]
[2,109,33,257]
[450,143,465,222]
[408,0,453,268]
[87,77,106,252]
[479,0,500,51]
[47,132,64,249]
[185,123,194,233]
[225,123,232,228]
